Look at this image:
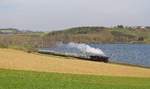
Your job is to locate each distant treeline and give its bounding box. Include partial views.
[0,26,150,51]
[46,26,150,44]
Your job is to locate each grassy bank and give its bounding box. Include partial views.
[0,69,150,89]
[0,48,150,77]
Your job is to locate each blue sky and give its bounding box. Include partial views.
[0,0,150,31]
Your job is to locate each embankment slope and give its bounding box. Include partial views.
[0,48,150,77]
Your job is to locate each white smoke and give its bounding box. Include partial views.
[61,42,106,56]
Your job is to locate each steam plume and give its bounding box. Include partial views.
[58,42,106,56]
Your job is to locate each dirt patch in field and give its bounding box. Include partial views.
[0,48,150,77]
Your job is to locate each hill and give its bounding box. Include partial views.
[0,48,150,88]
[0,48,150,77]
[46,26,150,44]
[0,26,150,51]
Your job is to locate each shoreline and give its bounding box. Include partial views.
[109,62,150,69]
[37,52,150,69]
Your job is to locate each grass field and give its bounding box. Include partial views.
[0,48,150,89]
[0,69,150,89]
[1,48,150,77]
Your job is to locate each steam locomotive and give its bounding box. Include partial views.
[38,49,109,63]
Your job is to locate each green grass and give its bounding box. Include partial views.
[0,69,150,89]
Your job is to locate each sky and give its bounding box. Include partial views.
[0,0,150,31]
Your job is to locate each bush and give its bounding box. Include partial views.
[8,45,37,53]
[0,44,8,48]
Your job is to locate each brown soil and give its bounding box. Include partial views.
[0,48,150,77]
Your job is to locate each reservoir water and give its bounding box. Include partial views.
[91,44,150,67]
[41,44,150,67]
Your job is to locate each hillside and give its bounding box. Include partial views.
[46,27,150,44]
[0,48,150,77]
[0,26,150,51]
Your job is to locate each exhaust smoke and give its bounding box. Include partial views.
[57,42,106,56]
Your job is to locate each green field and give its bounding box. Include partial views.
[0,69,150,89]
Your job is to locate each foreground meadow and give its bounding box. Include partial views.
[0,48,150,89]
[0,69,150,89]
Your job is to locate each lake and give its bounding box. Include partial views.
[40,43,150,67]
[91,44,150,67]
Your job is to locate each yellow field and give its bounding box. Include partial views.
[0,48,150,77]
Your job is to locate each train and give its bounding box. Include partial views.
[38,49,109,63]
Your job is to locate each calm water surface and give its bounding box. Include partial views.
[41,44,150,67]
[91,44,150,67]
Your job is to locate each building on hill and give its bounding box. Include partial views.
[132,26,145,29]
[0,28,20,34]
